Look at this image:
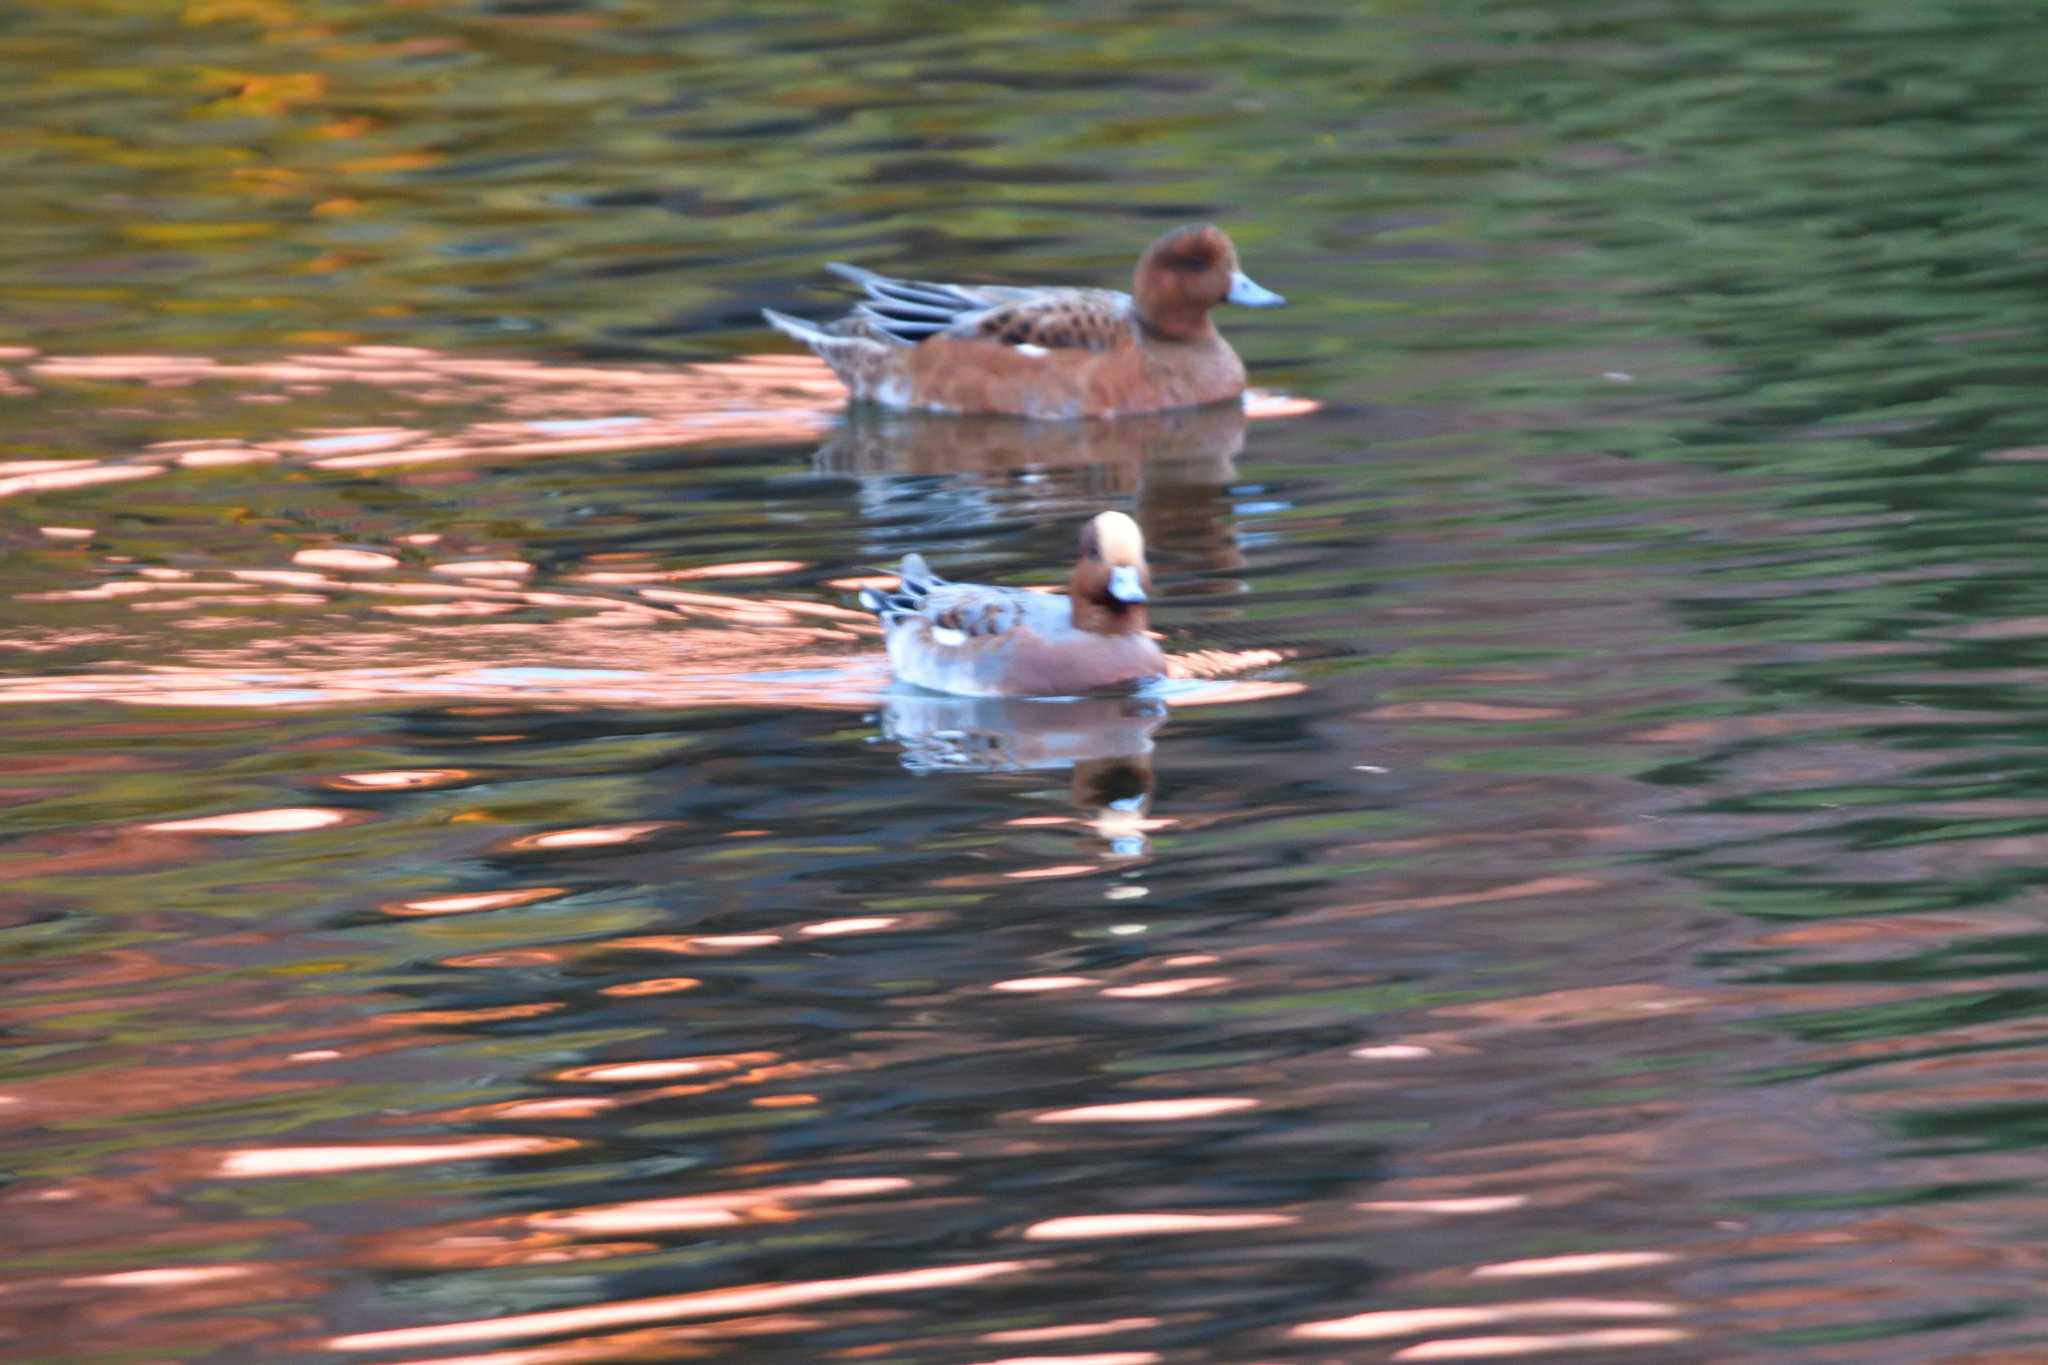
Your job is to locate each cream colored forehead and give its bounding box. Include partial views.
[1090,511,1145,564]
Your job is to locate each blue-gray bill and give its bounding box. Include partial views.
[1226,270,1286,307]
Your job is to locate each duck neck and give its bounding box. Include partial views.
[1071,596,1148,636]
[1134,302,1218,345]
[1068,567,1149,636]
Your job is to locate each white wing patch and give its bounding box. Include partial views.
[1014,344,1049,358]
[930,626,969,648]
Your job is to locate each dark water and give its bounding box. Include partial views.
[7,2,2048,1361]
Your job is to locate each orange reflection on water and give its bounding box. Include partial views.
[325,768,474,791]
[558,1053,780,1084]
[176,447,279,468]
[378,601,523,619]
[1099,977,1229,999]
[0,630,895,711]
[64,1265,257,1289]
[598,934,730,957]
[380,887,567,917]
[293,548,399,572]
[376,1002,564,1028]
[1470,1250,1677,1279]
[1032,1098,1258,1124]
[577,559,809,585]
[497,822,676,852]
[217,1135,579,1178]
[366,1229,659,1274]
[970,1355,1162,1365]
[992,977,1099,993]
[1357,1196,1529,1217]
[26,349,845,478]
[637,586,872,629]
[324,1258,1039,1352]
[367,1312,890,1365]
[607,933,784,954]
[798,916,901,937]
[434,1052,813,1125]
[459,1097,622,1122]
[598,977,700,997]
[979,1318,1162,1345]
[1167,678,1304,706]
[1004,864,1100,881]
[1244,391,1321,419]
[1392,1327,1691,1359]
[432,559,535,578]
[372,1166,917,1266]
[1022,1213,1294,1240]
[1292,1299,1681,1342]
[3,558,1287,715]
[530,1177,914,1237]
[1165,650,1292,683]
[440,949,565,970]
[0,462,162,500]
[4,335,1306,723]
[142,807,360,835]
[826,574,901,594]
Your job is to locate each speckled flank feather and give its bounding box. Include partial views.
[761,308,909,405]
[965,292,1132,351]
[764,225,1282,418]
[820,263,1132,355]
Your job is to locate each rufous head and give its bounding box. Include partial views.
[1070,510,1151,635]
[1132,224,1285,340]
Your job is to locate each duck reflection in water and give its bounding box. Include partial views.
[818,399,1248,580]
[814,398,1245,480]
[879,691,1163,856]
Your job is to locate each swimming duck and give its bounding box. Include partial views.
[861,511,1168,697]
[764,225,1283,419]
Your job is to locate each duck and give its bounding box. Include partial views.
[860,510,1168,697]
[764,224,1284,419]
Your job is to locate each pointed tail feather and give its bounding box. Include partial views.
[857,554,947,623]
[897,553,945,596]
[762,308,909,403]
[826,262,976,311]
[762,308,833,347]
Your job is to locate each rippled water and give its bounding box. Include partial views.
[7,2,2048,1361]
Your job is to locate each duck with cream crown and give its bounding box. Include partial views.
[860,511,1168,698]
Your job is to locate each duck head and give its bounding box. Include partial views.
[1069,510,1153,635]
[1132,224,1285,342]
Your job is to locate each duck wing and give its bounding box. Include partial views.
[859,555,1066,644]
[827,263,1132,352]
[950,289,1134,353]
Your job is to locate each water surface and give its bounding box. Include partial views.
[6,2,2048,1361]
